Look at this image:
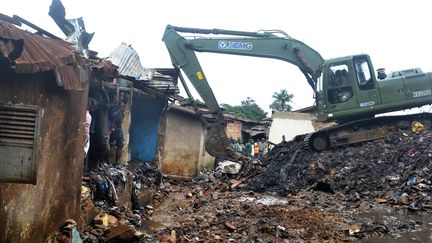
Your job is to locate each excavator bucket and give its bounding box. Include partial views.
[204,122,233,159]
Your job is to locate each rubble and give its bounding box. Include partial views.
[56,121,432,242]
[151,183,356,242]
[248,121,432,210]
[57,162,166,242]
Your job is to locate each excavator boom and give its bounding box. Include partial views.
[163,25,324,96]
[162,25,325,158]
[163,25,432,153]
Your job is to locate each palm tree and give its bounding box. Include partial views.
[269,89,294,112]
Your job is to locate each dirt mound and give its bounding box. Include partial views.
[248,124,432,208]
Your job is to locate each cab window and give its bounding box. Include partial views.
[327,63,353,104]
[354,57,374,90]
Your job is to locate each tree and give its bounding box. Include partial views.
[221,97,267,120]
[179,97,205,106]
[269,89,294,112]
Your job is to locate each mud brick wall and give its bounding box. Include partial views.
[0,72,88,243]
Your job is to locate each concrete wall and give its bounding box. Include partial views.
[199,150,216,171]
[161,109,214,178]
[226,120,242,141]
[268,112,315,144]
[0,72,87,242]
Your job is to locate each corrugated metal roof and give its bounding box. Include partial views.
[108,43,148,80]
[54,64,86,91]
[0,20,77,73]
[108,43,179,95]
[0,19,88,91]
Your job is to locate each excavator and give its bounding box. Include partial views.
[162,25,432,158]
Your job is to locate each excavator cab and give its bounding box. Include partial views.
[319,55,382,122]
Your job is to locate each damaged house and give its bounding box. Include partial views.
[107,44,216,179]
[107,43,179,163]
[0,18,90,242]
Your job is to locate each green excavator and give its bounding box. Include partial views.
[162,25,432,158]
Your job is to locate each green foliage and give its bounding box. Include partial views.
[221,97,268,120]
[179,98,204,106]
[269,89,294,112]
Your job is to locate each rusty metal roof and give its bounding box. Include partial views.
[0,20,77,73]
[0,19,88,90]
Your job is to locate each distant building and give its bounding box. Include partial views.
[268,106,335,144]
[268,112,315,144]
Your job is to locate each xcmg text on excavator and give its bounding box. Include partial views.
[162,25,432,158]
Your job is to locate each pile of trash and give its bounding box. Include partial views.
[248,121,432,210]
[192,159,264,192]
[56,162,165,242]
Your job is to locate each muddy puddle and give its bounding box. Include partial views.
[140,191,191,233]
[358,209,432,242]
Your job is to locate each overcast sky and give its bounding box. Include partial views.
[3,0,432,115]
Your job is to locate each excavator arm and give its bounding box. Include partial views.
[162,25,325,158]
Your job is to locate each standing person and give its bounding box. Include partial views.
[109,94,125,166]
[228,138,235,151]
[253,141,260,158]
[92,86,110,171]
[84,98,98,172]
[245,139,253,157]
[258,138,268,158]
[233,139,243,153]
[239,139,245,153]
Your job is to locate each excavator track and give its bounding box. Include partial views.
[308,113,432,151]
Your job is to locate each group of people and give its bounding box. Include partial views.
[229,137,270,159]
[84,86,128,172]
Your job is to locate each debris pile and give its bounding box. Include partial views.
[152,183,356,242]
[193,159,264,192]
[55,122,432,242]
[248,122,432,210]
[56,162,164,242]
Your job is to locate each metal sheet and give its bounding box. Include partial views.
[108,43,179,94]
[130,99,162,161]
[0,20,88,91]
[54,64,84,91]
[0,105,39,184]
[0,20,77,73]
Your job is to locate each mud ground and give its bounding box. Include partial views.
[72,119,432,242]
[148,181,432,242]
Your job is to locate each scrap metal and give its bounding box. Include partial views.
[108,43,179,95]
[49,0,94,58]
[0,18,89,91]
